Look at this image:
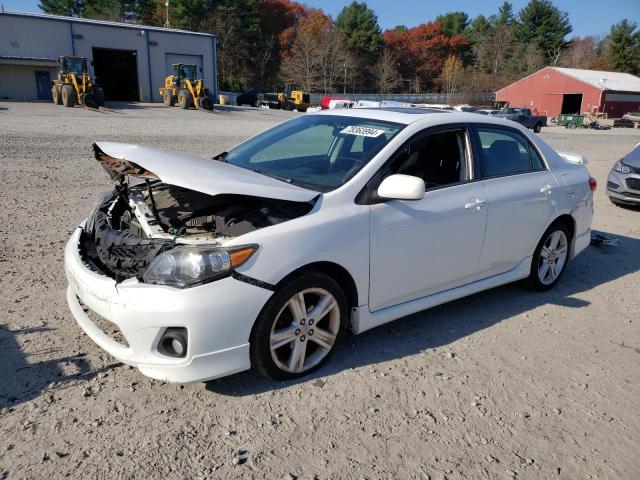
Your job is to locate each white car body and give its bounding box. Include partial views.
[65,109,594,383]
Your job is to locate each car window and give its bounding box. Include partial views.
[224,115,404,192]
[383,129,469,190]
[529,143,545,170]
[476,128,533,178]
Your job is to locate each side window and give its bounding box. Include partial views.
[529,143,546,170]
[384,129,469,189]
[476,128,532,178]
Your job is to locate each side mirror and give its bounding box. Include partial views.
[377,174,425,201]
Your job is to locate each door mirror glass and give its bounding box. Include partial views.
[378,174,425,201]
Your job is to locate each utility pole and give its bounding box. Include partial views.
[164,1,170,28]
[343,60,347,95]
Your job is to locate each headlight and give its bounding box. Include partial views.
[613,160,631,174]
[142,245,258,288]
[84,191,115,235]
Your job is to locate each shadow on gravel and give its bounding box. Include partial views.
[206,232,640,396]
[0,325,120,408]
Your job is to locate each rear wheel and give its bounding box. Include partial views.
[94,86,105,107]
[526,222,571,291]
[177,89,191,109]
[51,85,62,105]
[200,97,213,110]
[61,84,75,107]
[163,91,175,107]
[250,272,347,380]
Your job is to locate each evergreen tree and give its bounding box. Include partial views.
[435,11,469,37]
[607,20,640,74]
[335,1,383,64]
[39,0,84,16]
[496,1,514,26]
[516,0,572,62]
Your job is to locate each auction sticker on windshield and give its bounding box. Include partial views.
[340,126,385,137]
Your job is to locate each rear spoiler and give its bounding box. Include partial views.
[557,151,588,165]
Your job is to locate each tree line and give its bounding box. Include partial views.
[39,0,640,94]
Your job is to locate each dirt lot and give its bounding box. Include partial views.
[1,101,639,480]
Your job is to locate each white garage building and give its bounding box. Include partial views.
[0,11,217,102]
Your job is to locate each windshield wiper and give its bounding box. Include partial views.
[250,168,293,184]
[212,151,228,162]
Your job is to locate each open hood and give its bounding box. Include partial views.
[93,142,319,203]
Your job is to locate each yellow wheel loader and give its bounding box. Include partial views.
[277,84,311,112]
[159,64,213,110]
[51,56,104,108]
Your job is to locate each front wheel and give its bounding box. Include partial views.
[533,122,542,133]
[250,272,347,380]
[526,223,571,291]
[177,89,191,109]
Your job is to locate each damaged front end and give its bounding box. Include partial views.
[82,143,315,283]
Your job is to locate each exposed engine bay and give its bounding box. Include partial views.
[82,181,314,281]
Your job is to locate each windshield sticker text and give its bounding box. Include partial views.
[340,126,385,137]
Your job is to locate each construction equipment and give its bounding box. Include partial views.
[51,56,104,108]
[275,84,311,112]
[159,64,213,110]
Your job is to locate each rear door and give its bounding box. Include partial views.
[472,125,560,279]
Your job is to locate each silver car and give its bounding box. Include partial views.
[607,143,640,206]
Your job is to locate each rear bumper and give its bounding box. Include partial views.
[64,226,273,383]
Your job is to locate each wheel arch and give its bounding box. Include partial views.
[274,261,359,315]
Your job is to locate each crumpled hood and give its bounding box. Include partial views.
[93,142,319,203]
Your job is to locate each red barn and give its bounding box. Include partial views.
[496,67,640,118]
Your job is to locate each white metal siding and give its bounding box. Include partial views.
[0,65,57,100]
[0,15,72,58]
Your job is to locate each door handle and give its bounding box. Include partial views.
[540,184,554,194]
[465,198,487,210]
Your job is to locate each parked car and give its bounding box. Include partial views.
[476,109,500,115]
[65,110,594,383]
[236,87,267,107]
[622,111,640,124]
[492,108,547,133]
[607,143,640,206]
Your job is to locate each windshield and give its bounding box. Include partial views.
[223,115,404,192]
[66,57,84,74]
[180,65,197,79]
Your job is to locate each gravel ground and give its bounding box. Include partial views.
[1,101,639,480]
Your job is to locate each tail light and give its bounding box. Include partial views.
[589,176,597,192]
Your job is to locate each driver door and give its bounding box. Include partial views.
[368,127,488,311]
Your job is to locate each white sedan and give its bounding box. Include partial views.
[65,108,595,382]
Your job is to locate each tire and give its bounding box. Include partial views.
[177,89,191,109]
[61,84,75,107]
[253,99,261,108]
[533,123,542,133]
[526,222,571,291]
[163,91,175,107]
[51,85,62,105]
[283,101,295,111]
[250,271,347,380]
[200,97,213,110]
[94,87,105,107]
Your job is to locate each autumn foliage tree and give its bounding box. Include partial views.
[383,21,469,92]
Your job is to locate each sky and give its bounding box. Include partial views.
[2,0,639,38]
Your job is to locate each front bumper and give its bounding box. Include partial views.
[607,170,640,205]
[64,226,273,383]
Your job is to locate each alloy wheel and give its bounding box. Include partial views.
[538,230,568,285]
[269,288,340,373]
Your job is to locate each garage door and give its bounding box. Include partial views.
[165,53,203,77]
